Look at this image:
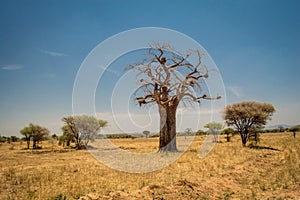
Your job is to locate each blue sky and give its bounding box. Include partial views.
[0,0,299,136]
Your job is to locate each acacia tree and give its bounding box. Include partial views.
[75,115,107,146]
[128,44,220,152]
[62,116,81,148]
[59,125,75,147]
[20,126,32,149]
[224,101,275,146]
[221,128,235,142]
[289,125,299,138]
[62,115,108,149]
[204,122,223,142]
[30,124,50,149]
[143,130,150,138]
[184,128,193,136]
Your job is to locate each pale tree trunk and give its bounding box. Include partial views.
[157,86,178,152]
[158,103,178,152]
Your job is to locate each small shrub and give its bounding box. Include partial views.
[9,144,15,150]
[54,193,66,200]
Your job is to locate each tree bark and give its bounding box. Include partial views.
[33,140,37,149]
[240,131,248,147]
[25,136,30,149]
[226,133,231,142]
[158,103,178,152]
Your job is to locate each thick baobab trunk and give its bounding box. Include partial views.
[158,104,178,152]
[157,86,178,152]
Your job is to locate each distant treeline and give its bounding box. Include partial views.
[0,135,20,143]
[1,126,299,143]
[95,133,158,139]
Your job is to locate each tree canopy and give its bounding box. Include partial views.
[204,122,223,142]
[224,101,275,146]
[30,124,50,149]
[221,128,235,142]
[289,125,300,132]
[62,115,108,149]
[20,125,33,149]
[20,124,49,149]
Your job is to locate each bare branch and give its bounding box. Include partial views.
[186,67,208,80]
[198,95,221,100]
[126,43,220,108]
[136,94,155,106]
[168,54,190,69]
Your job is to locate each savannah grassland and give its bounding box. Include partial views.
[0,133,299,200]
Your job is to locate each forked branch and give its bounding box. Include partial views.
[128,43,221,107]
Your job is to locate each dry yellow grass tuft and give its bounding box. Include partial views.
[0,133,299,199]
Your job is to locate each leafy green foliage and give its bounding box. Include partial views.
[289,125,300,132]
[195,129,206,136]
[289,125,300,138]
[224,101,275,146]
[20,124,50,149]
[10,136,19,142]
[30,124,50,149]
[221,128,235,142]
[20,126,33,149]
[62,115,108,149]
[0,135,8,143]
[59,125,75,147]
[204,122,223,142]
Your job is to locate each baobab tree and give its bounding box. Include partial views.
[128,44,220,152]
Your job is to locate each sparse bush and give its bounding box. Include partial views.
[195,129,206,136]
[150,133,159,138]
[221,128,234,142]
[184,128,193,136]
[59,125,75,147]
[0,135,7,143]
[106,134,135,139]
[9,144,15,150]
[51,134,58,140]
[289,125,299,138]
[54,193,66,200]
[10,136,19,142]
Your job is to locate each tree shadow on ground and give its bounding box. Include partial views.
[248,144,281,151]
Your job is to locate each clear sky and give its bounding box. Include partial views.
[0,0,299,136]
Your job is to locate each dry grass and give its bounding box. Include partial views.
[0,133,299,199]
